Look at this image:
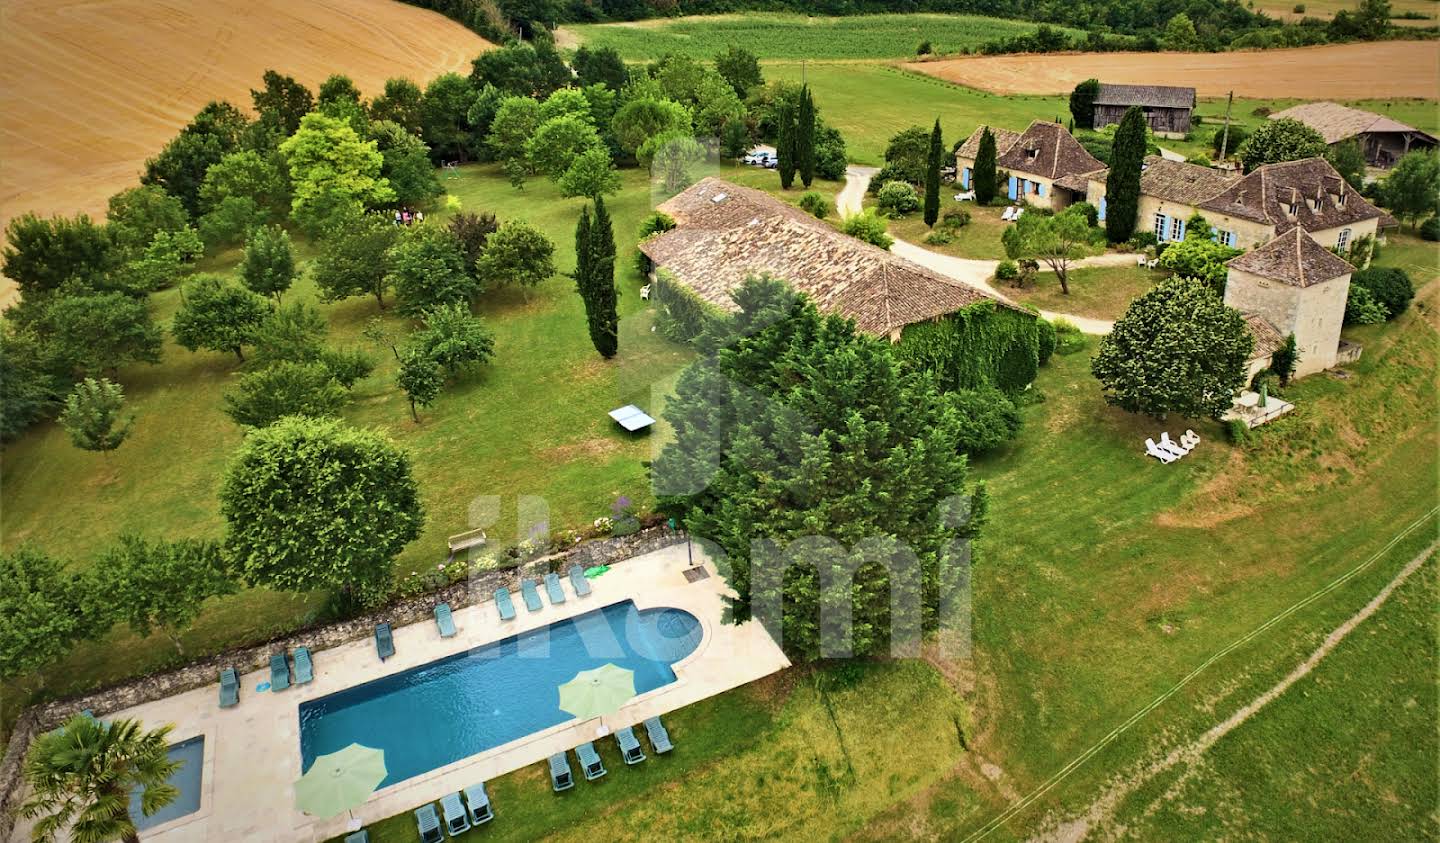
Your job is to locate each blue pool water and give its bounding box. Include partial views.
[299,600,702,786]
[131,736,203,831]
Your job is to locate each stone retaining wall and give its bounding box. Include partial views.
[0,525,685,836]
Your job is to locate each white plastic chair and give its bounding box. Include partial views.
[1145,438,1177,463]
[1160,432,1190,456]
[640,284,651,301]
[1181,429,1201,449]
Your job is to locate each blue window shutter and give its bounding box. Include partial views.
[1037,183,1045,197]
[962,168,971,189]
[1158,215,1169,241]
[1098,197,1107,221]
[1176,218,1186,240]
[1008,176,1018,200]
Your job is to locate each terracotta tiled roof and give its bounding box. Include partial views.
[1227,227,1355,288]
[1242,313,1285,360]
[1082,156,1239,205]
[955,125,1021,161]
[1198,158,1384,233]
[640,178,1027,336]
[996,121,1106,181]
[1094,84,1196,110]
[1270,101,1437,146]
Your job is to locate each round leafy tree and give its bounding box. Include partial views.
[219,416,424,606]
[1092,277,1253,419]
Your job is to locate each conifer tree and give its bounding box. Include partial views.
[924,118,943,227]
[1106,106,1147,243]
[574,199,618,358]
[777,101,797,190]
[797,86,816,188]
[973,128,998,204]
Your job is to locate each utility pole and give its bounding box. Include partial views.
[1218,91,1234,163]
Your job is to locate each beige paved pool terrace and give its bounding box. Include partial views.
[9,544,790,842]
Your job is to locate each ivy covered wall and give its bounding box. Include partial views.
[652,270,724,342]
[894,302,1040,392]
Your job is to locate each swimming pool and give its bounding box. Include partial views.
[131,736,203,831]
[299,600,702,786]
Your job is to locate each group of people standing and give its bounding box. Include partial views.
[393,208,425,226]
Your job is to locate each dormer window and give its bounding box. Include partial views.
[1336,191,1347,207]
[1027,147,1039,160]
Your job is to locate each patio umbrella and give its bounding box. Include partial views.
[294,743,387,822]
[558,663,636,720]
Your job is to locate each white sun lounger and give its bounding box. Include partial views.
[1160,432,1190,456]
[1181,429,1201,449]
[1145,438,1177,463]
[1000,206,1016,222]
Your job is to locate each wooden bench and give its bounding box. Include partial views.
[447,528,488,555]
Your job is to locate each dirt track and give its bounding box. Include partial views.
[905,41,1440,99]
[0,0,491,307]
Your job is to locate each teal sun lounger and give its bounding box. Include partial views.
[219,667,239,708]
[414,804,443,843]
[440,792,471,836]
[616,726,646,765]
[293,647,314,685]
[494,587,517,621]
[544,572,566,604]
[568,564,592,597]
[435,603,457,638]
[344,831,369,843]
[463,782,493,824]
[521,579,543,612]
[375,623,395,661]
[269,652,290,692]
[644,716,673,753]
[549,753,574,791]
[576,741,607,780]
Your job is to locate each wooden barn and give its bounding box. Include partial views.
[1092,84,1196,139]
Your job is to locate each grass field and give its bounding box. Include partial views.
[559,13,1078,61]
[331,254,1438,841]
[1258,0,1437,24]
[1002,264,1163,320]
[0,0,489,309]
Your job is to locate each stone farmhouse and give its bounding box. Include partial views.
[955,121,1104,210]
[1091,83,1196,139]
[1270,101,1437,169]
[1056,156,1388,253]
[1225,228,1359,381]
[640,178,1031,342]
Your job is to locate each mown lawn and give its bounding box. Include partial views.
[336,260,1437,841]
[1002,264,1164,321]
[562,13,1079,61]
[887,202,1013,261]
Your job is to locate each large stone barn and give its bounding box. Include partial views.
[1269,101,1437,169]
[1091,84,1196,139]
[639,178,1042,392]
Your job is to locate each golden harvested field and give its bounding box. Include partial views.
[906,41,1440,98]
[1258,0,1436,25]
[0,0,490,306]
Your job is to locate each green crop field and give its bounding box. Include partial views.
[561,13,1079,61]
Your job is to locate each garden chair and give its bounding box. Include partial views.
[1182,429,1201,449]
[375,623,395,661]
[463,782,493,825]
[434,603,457,638]
[569,564,592,597]
[414,804,443,843]
[544,572,566,604]
[440,792,471,836]
[1144,438,1177,464]
[1160,432,1191,455]
[495,587,517,621]
[293,647,314,685]
[521,579,543,612]
[219,667,239,708]
[269,652,290,692]
[644,716,673,754]
[549,753,575,791]
[576,741,607,780]
[616,726,646,765]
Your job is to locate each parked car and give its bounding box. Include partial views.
[742,151,768,165]
[762,157,778,169]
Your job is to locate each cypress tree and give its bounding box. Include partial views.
[973,127,998,205]
[777,101,797,190]
[797,85,816,188]
[1106,106,1147,243]
[589,197,618,358]
[924,118,943,228]
[574,204,592,299]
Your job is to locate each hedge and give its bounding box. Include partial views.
[894,301,1039,392]
[652,270,723,342]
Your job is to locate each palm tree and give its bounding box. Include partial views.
[20,715,179,843]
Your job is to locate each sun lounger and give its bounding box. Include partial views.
[569,564,592,597]
[463,782,493,825]
[521,579,543,612]
[1157,432,1188,457]
[1182,428,1201,448]
[219,667,239,708]
[293,647,314,685]
[344,832,369,843]
[616,726,646,765]
[1144,438,1177,464]
[1014,208,1025,219]
[434,603,457,638]
[269,652,290,691]
[375,623,395,661]
[1000,206,1015,221]
[440,792,471,836]
[495,587,517,621]
[549,753,575,791]
[544,572,566,604]
[414,804,443,843]
[576,741,607,780]
[644,716,673,753]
